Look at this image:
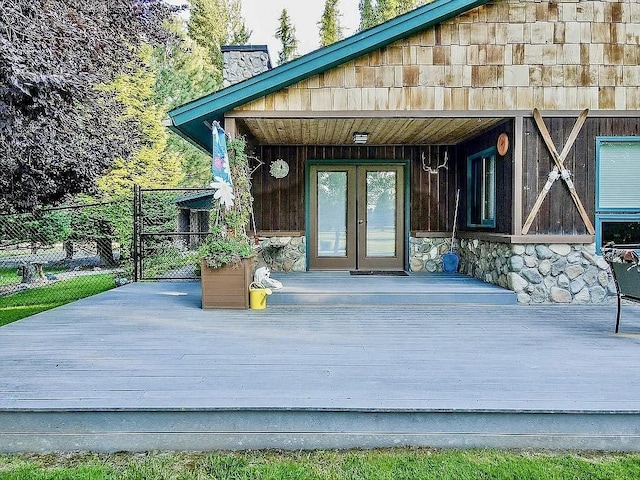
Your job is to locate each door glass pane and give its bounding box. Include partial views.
[317,171,347,257]
[366,171,396,257]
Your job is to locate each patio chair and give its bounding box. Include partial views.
[602,244,640,333]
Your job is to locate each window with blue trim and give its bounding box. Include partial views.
[595,137,640,253]
[467,147,496,228]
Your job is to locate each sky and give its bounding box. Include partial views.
[165,1,362,60]
[241,0,360,59]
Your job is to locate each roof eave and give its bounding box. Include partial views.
[167,0,491,150]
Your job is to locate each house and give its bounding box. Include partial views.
[166,0,640,304]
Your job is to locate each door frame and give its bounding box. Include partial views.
[305,159,410,271]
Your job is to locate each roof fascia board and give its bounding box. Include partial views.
[168,0,490,128]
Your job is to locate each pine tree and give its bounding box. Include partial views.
[358,0,376,31]
[319,0,343,47]
[188,0,251,77]
[374,0,399,23]
[275,9,299,65]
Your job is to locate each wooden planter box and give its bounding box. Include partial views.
[201,257,254,309]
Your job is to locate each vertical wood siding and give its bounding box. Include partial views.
[253,145,457,233]
[456,121,514,235]
[521,117,640,235]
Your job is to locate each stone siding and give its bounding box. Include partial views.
[457,239,615,304]
[409,236,452,273]
[222,49,271,88]
[255,236,306,272]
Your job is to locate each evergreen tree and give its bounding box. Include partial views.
[188,0,251,79]
[359,0,427,31]
[151,21,219,186]
[275,9,299,65]
[358,0,376,31]
[319,0,344,47]
[375,0,399,23]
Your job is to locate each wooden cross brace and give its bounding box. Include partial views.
[522,108,595,235]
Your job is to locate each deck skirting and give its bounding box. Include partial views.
[2,409,640,453]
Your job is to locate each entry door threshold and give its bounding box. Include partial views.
[350,270,409,276]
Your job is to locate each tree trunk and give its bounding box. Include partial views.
[97,238,116,267]
[64,241,74,259]
[20,262,45,283]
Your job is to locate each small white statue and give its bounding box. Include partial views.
[254,267,283,290]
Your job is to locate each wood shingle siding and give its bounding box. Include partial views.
[236,0,640,114]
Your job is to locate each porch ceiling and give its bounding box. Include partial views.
[237,117,504,145]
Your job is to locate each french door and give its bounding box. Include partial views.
[309,164,405,271]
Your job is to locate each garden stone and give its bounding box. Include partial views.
[551,257,567,276]
[596,257,609,270]
[567,252,582,264]
[574,287,590,303]
[549,244,571,256]
[582,251,596,264]
[509,256,524,271]
[590,285,607,303]
[522,268,543,284]
[557,274,570,288]
[512,245,526,255]
[425,260,438,272]
[538,259,551,276]
[535,245,554,259]
[543,276,556,289]
[570,278,585,294]
[531,285,548,303]
[410,257,424,272]
[524,255,538,267]
[583,266,599,286]
[517,293,531,303]
[565,264,585,279]
[525,245,535,255]
[508,272,528,292]
[598,271,610,287]
[550,287,572,303]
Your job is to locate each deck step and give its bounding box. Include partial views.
[269,272,517,305]
[2,409,639,452]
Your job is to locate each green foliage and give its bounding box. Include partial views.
[188,0,251,80]
[198,136,255,269]
[0,211,71,252]
[150,21,219,187]
[1,450,640,479]
[0,274,115,326]
[275,9,299,65]
[359,0,429,30]
[98,46,183,198]
[319,0,344,47]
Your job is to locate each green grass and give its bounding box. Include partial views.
[0,450,640,479]
[0,266,68,286]
[0,274,115,327]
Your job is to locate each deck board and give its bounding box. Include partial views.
[1,280,640,451]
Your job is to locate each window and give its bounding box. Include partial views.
[595,137,640,253]
[467,147,496,228]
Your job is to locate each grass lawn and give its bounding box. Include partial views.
[0,274,115,327]
[0,449,639,479]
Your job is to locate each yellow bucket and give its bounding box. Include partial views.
[249,282,272,310]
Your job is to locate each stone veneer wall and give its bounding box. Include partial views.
[409,237,452,273]
[456,239,615,304]
[255,236,306,272]
[222,49,270,88]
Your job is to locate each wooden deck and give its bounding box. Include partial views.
[1,278,639,452]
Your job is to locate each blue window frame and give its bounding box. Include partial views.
[595,137,640,253]
[467,147,496,228]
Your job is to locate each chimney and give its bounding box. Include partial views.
[222,45,272,88]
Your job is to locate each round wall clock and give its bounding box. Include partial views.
[497,133,509,156]
[270,159,289,179]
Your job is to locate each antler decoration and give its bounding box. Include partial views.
[421,150,448,174]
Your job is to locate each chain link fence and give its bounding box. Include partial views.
[0,201,131,307]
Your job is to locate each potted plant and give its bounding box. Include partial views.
[198,133,257,309]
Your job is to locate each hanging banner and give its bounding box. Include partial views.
[211,123,235,209]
